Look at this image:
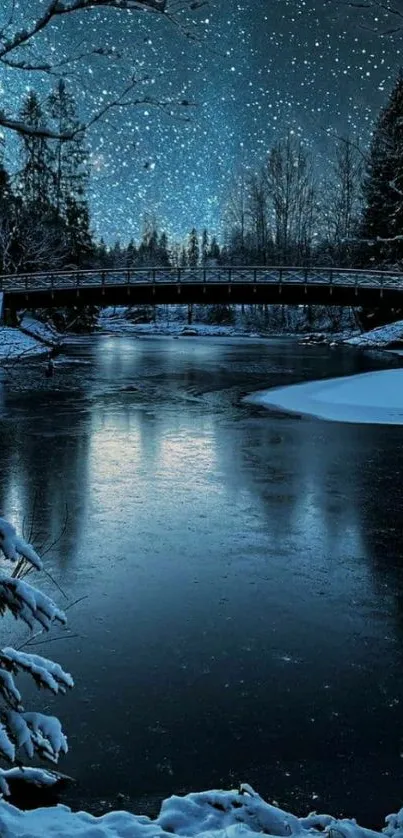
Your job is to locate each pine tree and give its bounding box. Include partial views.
[47,80,92,265]
[138,217,159,266]
[47,81,87,212]
[201,228,209,265]
[18,91,52,210]
[96,237,109,267]
[208,236,221,262]
[180,246,188,268]
[361,72,403,265]
[0,158,18,273]
[158,232,170,266]
[111,240,124,268]
[126,239,137,268]
[0,159,13,209]
[187,228,199,267]
[0,517,73,796]
[65,197,93,266]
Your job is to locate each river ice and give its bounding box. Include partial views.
[246,368,403,424]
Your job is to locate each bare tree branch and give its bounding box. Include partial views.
[0,0,167,61]
[0,0,201,139]
[346,0,403,35]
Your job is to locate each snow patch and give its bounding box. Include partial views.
[246,369,403,425]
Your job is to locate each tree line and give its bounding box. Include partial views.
[93,69,403,274]
[221,70,403,272]
[1,71,403,278]
[0,81,92,275]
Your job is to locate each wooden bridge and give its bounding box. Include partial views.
[1,266,403,312]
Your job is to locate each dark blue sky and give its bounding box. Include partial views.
[1,0,402,243]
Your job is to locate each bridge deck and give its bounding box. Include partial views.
[1,266,403,309]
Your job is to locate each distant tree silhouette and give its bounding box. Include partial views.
[187,228,199,267]
[360,71,403,266]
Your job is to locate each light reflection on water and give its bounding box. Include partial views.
[0,336,402,826]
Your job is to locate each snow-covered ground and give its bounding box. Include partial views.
[0,315,59,363]
[345,319,403,349]
[97,305,357,338]
[0,327,50,361]
[0,784,401,838]
[97,314,243,337]
[19,314,60,346]
[246,368,403,425]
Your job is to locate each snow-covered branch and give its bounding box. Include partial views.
[0,650,73,696]
[0,519,42,570]
[0,574,66,631]
[0,519,73,793]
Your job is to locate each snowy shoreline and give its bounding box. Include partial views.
[95,314,358,342]
[0,327,50,363]
[1,784,402,838]
[242,318,403,425]
[0,316,59,364]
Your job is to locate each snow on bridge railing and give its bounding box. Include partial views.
[1,266,403,293]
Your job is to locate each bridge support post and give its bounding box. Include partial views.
[3,307,18,326]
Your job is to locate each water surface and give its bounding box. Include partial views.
[0,335,402,827]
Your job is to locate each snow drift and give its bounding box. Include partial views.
[0,784,401,838]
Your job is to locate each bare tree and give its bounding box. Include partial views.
[223,169,250,263]
[248,168,270,264]
[0,208,69,274]
[322,137,363,265]
[0,0,201,139]
[266,135,317,264]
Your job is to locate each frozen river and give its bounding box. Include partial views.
[0,334,402,827]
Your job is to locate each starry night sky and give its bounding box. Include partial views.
[1,0,402,244]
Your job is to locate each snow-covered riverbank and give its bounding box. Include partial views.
[345,319,403,350]
[0,316,59,363]
[96,314,248,337]
[0,327,49,361]
[0,784,401,838]
[96,305,358,339]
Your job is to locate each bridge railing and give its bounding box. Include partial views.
[2,266,403,292]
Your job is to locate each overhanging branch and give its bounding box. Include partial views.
[0,1,168,61]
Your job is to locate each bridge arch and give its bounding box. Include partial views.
[1,266,402,315]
